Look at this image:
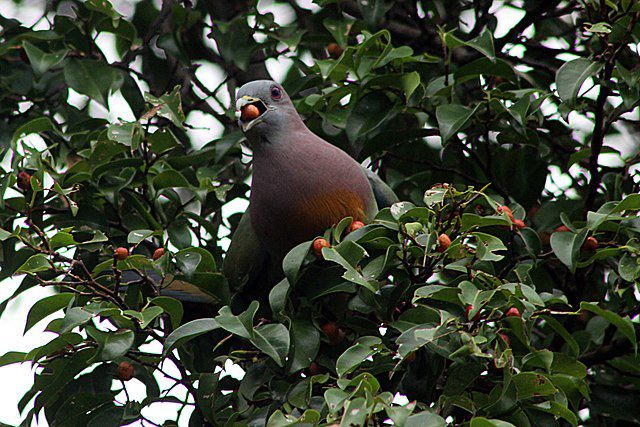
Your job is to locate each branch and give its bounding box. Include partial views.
[584,12,639,211]
[584,62,613,211]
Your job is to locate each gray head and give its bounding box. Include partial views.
[235,80,303,142]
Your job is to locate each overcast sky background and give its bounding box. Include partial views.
[1,0,638,425]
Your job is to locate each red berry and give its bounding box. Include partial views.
[17,171,31,191]
[555,225,570,233]
[405,352,416,363]
[437,233,451,253]
[513,219,526,229]
[327,42,344,59]
[498,333,510,346]
[321,322,345,345]
[114,247,129,260]
[497,205,515,221]
[152,247,165,260]
[505,307,521,318]
[583,236,598,251]
[117,361,134,381]
[313,238,331,258]
[349,220,365,233]
[466,305,481,321]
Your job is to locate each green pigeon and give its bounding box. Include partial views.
[124,81,397,304]
[223,80,397,291]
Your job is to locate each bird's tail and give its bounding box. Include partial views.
[120,270,216,305]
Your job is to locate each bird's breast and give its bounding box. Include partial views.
[251,186,368,256]
[293,188,367,235]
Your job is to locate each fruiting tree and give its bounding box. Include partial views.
[1,1,640,426]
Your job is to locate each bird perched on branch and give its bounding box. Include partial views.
[224,80,397,291]
[126,81,397,305]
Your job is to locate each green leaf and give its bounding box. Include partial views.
[87,327,135,361]
[465,27,495,59]
[405,413,446,427]
[153,170,191,189]
[215,301,258,339]
[174,250,201,279]
[269,278,291,320]
[163,318,219,355]
[16,254,51,274]
[144,86,185,127]
[148,129,179,154]
[436,104,477,143]
[323,17,354,46]
[11,117,60,145]
[108,122,143,150]
[289,318,320,372]
[470,418,516,427]
[322,246,375,292]
[0,228,12,241]
[346,91,395,141]
[85,0,123,20]
[473,232,507,261]
[512,372,557,398]
[282,241,311,284]
[22,41,67,75]
[580,302,637,351]
[151,296,183,327]
[250,323,290,367]
[619,253,640,282]
[127,229,156,244]
[25,293,74,333]
[336,336,382,377]
[60,307,94,333]
[64,59,122,107]
[0,351,27,368]
[139,306,164,328]
[340,397,368,427]
[555,59,603,105]
[550,228,588,272]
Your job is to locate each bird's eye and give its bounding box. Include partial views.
[270,86,282,100]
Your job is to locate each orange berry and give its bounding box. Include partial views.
[313,237,331,258]
[505,307,521,318]
[240,104,260,121]
[437,233,451,253]
[349,220,365,232]
[321,322,345,345]
[513,219,526,229]
[152,247,165,260]
[497,205,515,221]
[117,361,134,381]
[555,225,570,233]
[405,352,416,363]
[114,247,129,260]
[583,236,598,251]
[327,42,344,59]
[17,171,31,191]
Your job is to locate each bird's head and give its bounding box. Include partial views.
[235,80,300,141]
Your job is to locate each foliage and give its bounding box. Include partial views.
[1,0,640,426]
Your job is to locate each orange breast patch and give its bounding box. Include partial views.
[294,189,366,237]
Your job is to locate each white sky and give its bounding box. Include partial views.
[1,0,639,426]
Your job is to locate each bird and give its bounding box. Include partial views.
[122,80,397,307]
[223,80,398,291]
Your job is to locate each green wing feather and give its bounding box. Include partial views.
[363,167,399,209]
[222,209,269,291]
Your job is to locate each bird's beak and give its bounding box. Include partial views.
[236,95,267,132]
